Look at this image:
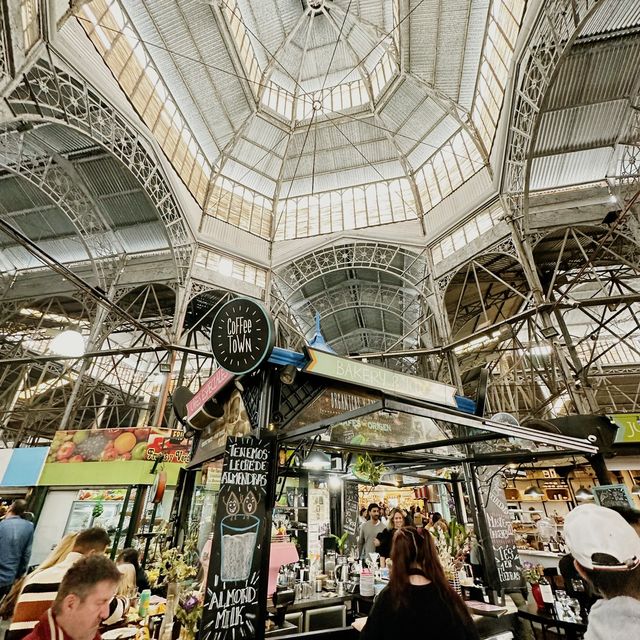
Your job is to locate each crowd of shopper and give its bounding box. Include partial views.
[0,499,150,640]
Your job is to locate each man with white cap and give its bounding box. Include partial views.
[564,503,640,640]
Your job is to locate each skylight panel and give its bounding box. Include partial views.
[471,0,526,152]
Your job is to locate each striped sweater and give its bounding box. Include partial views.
[7,552,127,640]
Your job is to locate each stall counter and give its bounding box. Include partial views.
[518,548,563,569]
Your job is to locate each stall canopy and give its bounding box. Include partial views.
[274,371,599,481]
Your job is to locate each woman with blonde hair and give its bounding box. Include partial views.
[116,562,138,598]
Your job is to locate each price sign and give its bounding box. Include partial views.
[476,466,523,592]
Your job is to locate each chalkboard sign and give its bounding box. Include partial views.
[343,481,359,535]
[593,484,633,509]
[476,466,523,592]
[200,437,276,640]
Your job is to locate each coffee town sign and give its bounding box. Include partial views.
[210,298,275,375]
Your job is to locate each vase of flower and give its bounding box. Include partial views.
[530,582,544,611]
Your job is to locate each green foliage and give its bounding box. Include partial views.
[331,532,350,554]
[353,453,386,486]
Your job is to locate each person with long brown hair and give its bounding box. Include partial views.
[360,526,478,640]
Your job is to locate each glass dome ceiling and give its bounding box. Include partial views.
[78,0,527,241]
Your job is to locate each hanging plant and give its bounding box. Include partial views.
[353,454,386,486]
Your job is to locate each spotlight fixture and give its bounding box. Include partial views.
[575,485,594,501]
[524,485,543,498]
[540,326,560,340]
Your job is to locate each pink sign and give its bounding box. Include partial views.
[187,368,234,418]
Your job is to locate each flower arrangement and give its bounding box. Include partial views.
[176,591,203,640]
[521,561,544,585]
[433,519,470,579]
[150,532,200,588]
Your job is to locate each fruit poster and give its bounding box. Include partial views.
[47,428,191,464]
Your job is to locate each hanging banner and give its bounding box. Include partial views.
[200,436,276,640]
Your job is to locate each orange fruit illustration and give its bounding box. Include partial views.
[113,432,137,454]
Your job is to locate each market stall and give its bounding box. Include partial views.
[32,426,190,565]
[163,298,601,640]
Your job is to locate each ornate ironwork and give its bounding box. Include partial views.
[7,57,194,282]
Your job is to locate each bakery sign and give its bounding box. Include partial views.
[210,298,275,375]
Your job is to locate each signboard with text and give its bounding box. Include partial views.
[476,466,523,592]
[611,414,640,443]
[303,348,457,407]
[200,436,276,640]
[210,298,275,375]
[187,368,234,418]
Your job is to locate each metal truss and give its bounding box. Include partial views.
[272,242,430,303]
[503,0,604,236]
[0,5,10,87]
[5,55,195,282]
[0,126,118,287]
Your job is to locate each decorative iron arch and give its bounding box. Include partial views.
[6,56,195,282]
[502,0,606,232]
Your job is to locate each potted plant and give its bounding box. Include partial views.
[433,519,470,593]
[331,532,350,556]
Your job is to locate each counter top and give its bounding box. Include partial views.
[517,549,564,559]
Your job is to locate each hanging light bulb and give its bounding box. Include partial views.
[49,330,86,357]
[524,485,543,498]
[575,485,594,501]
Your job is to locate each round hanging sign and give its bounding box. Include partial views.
[210,298,275,375]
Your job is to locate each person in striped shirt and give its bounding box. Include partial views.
[7,528,127,640]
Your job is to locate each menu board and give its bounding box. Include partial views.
[343,481,359,535]
[593,484,633,509]
[477,466,523,591]
[201,437,275,640]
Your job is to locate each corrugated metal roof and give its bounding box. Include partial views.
[580,0,640,38]
[545,36,640,110]
[530,147,614,191]
[535,99,628,157]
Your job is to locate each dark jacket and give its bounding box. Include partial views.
[0,516,34,587]
[361,583,478,640]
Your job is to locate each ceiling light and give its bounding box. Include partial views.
[575,485,594,501]
[303,449,331,470]
[524,485,543,498]
[49,330,85,358]
[328,475,342,491]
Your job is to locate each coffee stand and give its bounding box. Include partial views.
[170,298,599,640]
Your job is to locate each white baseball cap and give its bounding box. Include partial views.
[565,504,640,571]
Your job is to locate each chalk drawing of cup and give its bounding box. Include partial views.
[220,515,260,582]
